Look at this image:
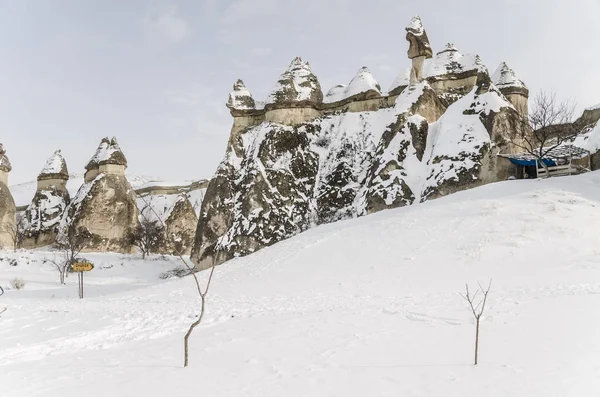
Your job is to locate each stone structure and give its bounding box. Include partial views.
[191,15,529,271]
[0,144,16,249]
[60,137,138,253]
[406,16,433,85]
[21,150,71,248]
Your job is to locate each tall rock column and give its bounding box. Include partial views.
[0,144,16,250]
[406,16,433,85]
[22,150,71,248]
[492,62,529,120]
[61,137,139,253]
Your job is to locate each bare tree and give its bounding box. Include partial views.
[129,210,164,259]
[511,90,577,177]
[137,194,216,367]
[461,280,492,365]
[2,214,25,252]
[48,228,91,285]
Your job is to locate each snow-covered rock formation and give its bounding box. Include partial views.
[190,16,527,270]
[21,150,70,248]
[492,62,529,118]
[60,137,138,253]
[406,16,433,84]
[0,144,16,249]
[138,192,198,255]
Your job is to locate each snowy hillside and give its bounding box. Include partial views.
[2,172,600,396]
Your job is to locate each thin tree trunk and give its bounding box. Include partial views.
[184,296,206,367]
[474,317,480,365]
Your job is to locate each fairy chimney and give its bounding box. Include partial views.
[61,137,138,253]
[22,150,71,248]
[492,62,529,119]
[406,16,433,85]
[0,144,16,249]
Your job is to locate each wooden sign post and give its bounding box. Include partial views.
[71,262,94,299]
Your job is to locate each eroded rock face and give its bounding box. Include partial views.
[191,82,450,270]
[0,144,15,250]
[0,182,16,249]
[60,138,138,253]
[22,151,70,248]
[163,194,198,255]
[362,84,446,213]
[61,174,138,253]
[421,72,521,200]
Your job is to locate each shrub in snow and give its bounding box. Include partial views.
[159,266,190,280]
[10,277,25,290]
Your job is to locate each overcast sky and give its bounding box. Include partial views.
[1,0,599,185]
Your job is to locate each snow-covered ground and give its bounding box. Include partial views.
[3,173,600,396]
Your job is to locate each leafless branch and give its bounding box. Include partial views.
[461,279,492,365]
[136,193,216,368]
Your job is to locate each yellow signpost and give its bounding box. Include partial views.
[72,261,94,299]
[72,262,94,272]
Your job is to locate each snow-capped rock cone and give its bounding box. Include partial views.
[343,67,382,101]
[266,57,323,110]
[84,137,128,182]
[0,143,16,249]
[492,62,529,118]
[324,84,346,104]
[227,79,256,113]
[163,194,198,255]
[60,137,138,253]
[22,150,71,248]
[406,16,433,84]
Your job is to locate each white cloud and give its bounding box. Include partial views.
[250,47,272,57]
[143,6,190,44]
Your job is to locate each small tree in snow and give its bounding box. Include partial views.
[137,194,216,367]
[49,228,91,284]
[461,280,492,365]
[129,214,164,259]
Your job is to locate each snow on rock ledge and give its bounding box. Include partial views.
[426,43,486,79]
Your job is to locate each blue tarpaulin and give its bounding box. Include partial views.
[509,158,557,167]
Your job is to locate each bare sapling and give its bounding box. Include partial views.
[137,194,216,367]
[48,228,91,285]
[460,279,492,365]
